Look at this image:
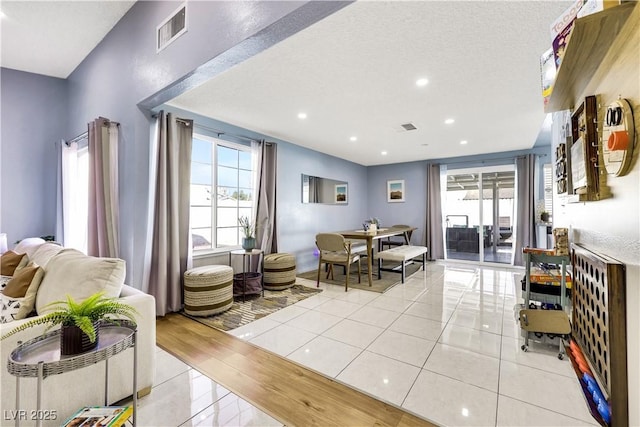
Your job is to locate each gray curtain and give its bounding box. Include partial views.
[308,176,320,203]
[148,112,193,316]
[253,141,278,254]
[514,154,535,266]
[88,118,119,258]
[426,163,444,260]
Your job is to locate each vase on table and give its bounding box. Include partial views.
[242,237,256,251]
[60,321,100,355]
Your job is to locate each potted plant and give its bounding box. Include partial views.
[540,210,550,222]
[239,216,256,251]
[1,292,138,355]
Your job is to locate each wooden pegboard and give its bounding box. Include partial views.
[572,244,627,426]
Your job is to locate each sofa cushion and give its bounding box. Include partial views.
[3,262,43,298]
[13,237,46,258]
[0,293,22,323]
[0,251,27,276]
[36,249,126,315]
[31,242,64,269]
[0,276,23,323]
[1,262,45,320]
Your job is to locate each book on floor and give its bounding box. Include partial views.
[62,406,132,427]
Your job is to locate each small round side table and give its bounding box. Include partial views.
[6,321,137,427]
[229,249,264,301]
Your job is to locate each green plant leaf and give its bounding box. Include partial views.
[1,291,138,342]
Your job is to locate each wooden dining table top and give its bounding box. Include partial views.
[337,225,416,240]
[333,226,417,287]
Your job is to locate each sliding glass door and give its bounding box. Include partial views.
[444,166,515,265]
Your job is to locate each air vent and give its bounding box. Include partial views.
[400,123,417,131]
[157,3,187,52]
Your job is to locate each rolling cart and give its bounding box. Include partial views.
[519,248,571,359]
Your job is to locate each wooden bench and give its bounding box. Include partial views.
[376,245,428,283]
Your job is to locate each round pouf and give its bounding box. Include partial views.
[263,253,297,291]
[184,265,234,316]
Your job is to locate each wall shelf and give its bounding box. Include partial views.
[545,2,636,113]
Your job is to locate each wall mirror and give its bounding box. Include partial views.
[301,174,348,204]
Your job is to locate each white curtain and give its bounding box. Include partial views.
[57,141,89,253]
[147,112,193,316]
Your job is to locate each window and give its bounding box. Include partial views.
[61,141,89,253]
[190,134,254,251]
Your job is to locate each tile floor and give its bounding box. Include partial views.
[137,262,596,426]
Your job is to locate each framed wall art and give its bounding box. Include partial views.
[387,180,405,203]
[334,184,348,204]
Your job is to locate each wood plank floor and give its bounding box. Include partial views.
[156,313,436,427]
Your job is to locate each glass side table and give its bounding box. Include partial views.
[229,249,264,302]
[6,321,137,427]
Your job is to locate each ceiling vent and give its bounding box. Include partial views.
[400,122,418,131]
[157,3,187,53]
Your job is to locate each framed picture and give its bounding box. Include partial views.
[387,180,405,202]
[334,184,348,204]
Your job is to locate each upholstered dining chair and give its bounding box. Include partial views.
[380,225,413,249]
[315,233,361,291]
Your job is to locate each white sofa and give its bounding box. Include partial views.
[0,239,156,426]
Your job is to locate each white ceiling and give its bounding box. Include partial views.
[168,1,571,166]
[0,1,135,78]
[1,1,569,166]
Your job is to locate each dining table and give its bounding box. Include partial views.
[336,225,417,287]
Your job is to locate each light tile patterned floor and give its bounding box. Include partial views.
[137,262,596,426]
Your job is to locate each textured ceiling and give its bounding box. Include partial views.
[168,1,572,166]
[0,1,135,78]
[0,1,571,166]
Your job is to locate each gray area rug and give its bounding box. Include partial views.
[181,284,322,331]
[298,260,421,293]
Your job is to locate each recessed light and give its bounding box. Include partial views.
[350,136,357,142]
[381,151,388,155]
[444,118,455,124]
[460,140,468,145]
[297,112,307,119]
[415,78,429,87]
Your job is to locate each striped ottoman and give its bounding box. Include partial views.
[184,265,234,316]
[263,253,297,290]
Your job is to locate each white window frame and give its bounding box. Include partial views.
[190,133,254,253]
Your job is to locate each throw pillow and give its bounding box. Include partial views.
[3,262,42,298]
[30,242,64,269]
[36,249,125,315]
[0,293,23,323]
[0,251,27,276]
[13,263,45,320]
[13,237,46,258]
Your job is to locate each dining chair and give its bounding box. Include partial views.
[380,225,413,249]
[315,233,361,291]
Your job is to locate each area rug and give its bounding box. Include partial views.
[297,260,421,293]
[181,284,322,331]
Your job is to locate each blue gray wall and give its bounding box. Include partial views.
[0,0,551,280]
[60,0,344,286]
[0,69,67,245]
[161,106,368,273]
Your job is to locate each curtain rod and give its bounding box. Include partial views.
[193,123,258,143]
[150,110,264,143]
[442,153,548,167]
[67,131,88,145]
[64,119,120,146]
[151,112,264,144]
